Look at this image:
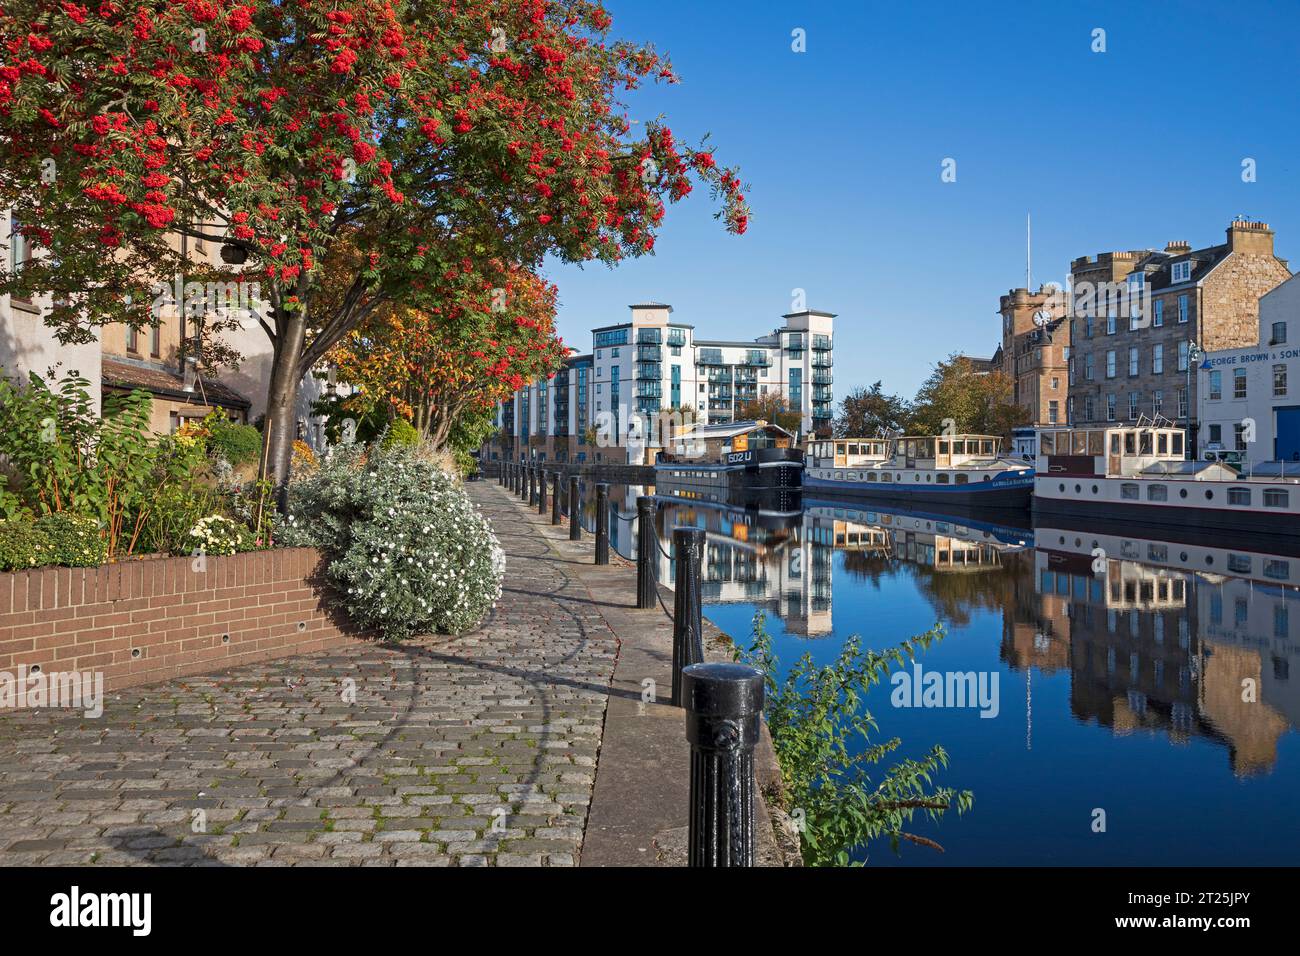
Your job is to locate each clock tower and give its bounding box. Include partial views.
[998,284,1071,427]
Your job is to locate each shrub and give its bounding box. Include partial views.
[380,418,420,449]
[206,416,263,468]
[0,516,53,571]
[187,515,253,557]
[281,443,503,639]
[34,513,107,567]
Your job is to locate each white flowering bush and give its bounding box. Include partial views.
[187,514,251,556]
[278,443,503,640]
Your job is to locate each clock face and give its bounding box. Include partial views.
[1032,309,1052,327]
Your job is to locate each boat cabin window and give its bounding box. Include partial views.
[1139,432,1152,455]
[1228,488,1251,507]
[1172,433,1183,456]
[1124,433,1136,455]
[1157,433,1168,455]
[836,443,846,456]
[936,474,949,484]
[981,440,994,456]
[1265,489,1289,508]
[881,472,892,482]
[1148,484,1168,501]
[939,440,949,454]
[1121,483,1140,500]
[1110,434,1120,456]
[954,474,968,485]
[867,473,877,482]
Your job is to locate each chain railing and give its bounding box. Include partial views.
[495,470,759,866]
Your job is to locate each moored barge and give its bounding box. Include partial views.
[1032,422,1300,537]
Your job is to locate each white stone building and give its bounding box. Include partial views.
[1198,272,1300,467]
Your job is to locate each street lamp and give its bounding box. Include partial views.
[1186,339,1203,456]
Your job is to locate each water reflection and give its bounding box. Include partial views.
[576,482,1299,862]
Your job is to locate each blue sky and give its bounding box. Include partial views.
[542,0,1300,398]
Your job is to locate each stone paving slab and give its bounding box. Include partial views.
[0,485,616,867]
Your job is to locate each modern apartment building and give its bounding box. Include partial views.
[1198,271,1300,465]
[486,302,835,464]
[1068,221,1291,451]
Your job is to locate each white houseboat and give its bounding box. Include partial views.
[804,434,1035,508]
[1033,422,1300,536]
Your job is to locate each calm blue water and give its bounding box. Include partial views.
[583,482,1300,866]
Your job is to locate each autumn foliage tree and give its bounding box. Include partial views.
[0,0,749,500]
[907,355,1027,439]
[329,259,564,451]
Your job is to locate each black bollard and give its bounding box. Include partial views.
[635,495,655,610]
[528,466,537,506]
[670,527,706,707]
[537,468,548,514]
[517,463,526,499]
[594,483,609,565]
[568,476,581,541]
[551,473,562,524]
[683,662,765,867]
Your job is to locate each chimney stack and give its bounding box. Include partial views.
[1226,220,1274,256]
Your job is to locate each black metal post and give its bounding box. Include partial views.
[517,462,525,499]
[594,483,609,565]
[635,495,655,610]
[528,466,537,506]
[568,476,581,541]
[537,467,548,514]
[551,473,562,524]
[671,527,706,707]
[683,662,765,867]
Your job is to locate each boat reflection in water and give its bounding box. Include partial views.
[624,486,1300,864]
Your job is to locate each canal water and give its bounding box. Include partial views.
[571,481,1300,866]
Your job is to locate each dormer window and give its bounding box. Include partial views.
[1171,261,1192,284]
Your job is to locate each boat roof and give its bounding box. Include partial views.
[677,419,795,440]
[1140,460,1239,479]
[1243,460,1300,478]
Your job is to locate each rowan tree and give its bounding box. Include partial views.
[0,0,749,499]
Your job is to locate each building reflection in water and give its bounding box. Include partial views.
[637,487,1297,778]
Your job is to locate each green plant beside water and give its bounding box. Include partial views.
[737,611,973,866]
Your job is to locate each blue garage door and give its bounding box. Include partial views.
[1276,406,1300,462]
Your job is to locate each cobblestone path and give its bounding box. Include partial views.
[0,484,618,866]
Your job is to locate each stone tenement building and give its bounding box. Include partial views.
[1067,220,1292,448]
[999,285,1071,427]
[486,303,835,465]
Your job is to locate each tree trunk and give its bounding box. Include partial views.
[261,309,307,512]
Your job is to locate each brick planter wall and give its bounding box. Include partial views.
[0,548,362,693]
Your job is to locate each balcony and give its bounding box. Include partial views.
[812,334,832,351]
[635,344,661,362]
[636,329,662,345]
[634,362,661,379]
[709,388,733,402]
[812,369,833,385]
[635,381,662,399]
[697,348,725,365]
[708,399,733,411]
[812,385,832,402]
[811,354,833,368]
[667,329,687,347]
[707,368,733,384]
[734,369,757,384]
[740,350,772,367]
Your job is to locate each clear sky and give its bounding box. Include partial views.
[542,0,1300,399]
